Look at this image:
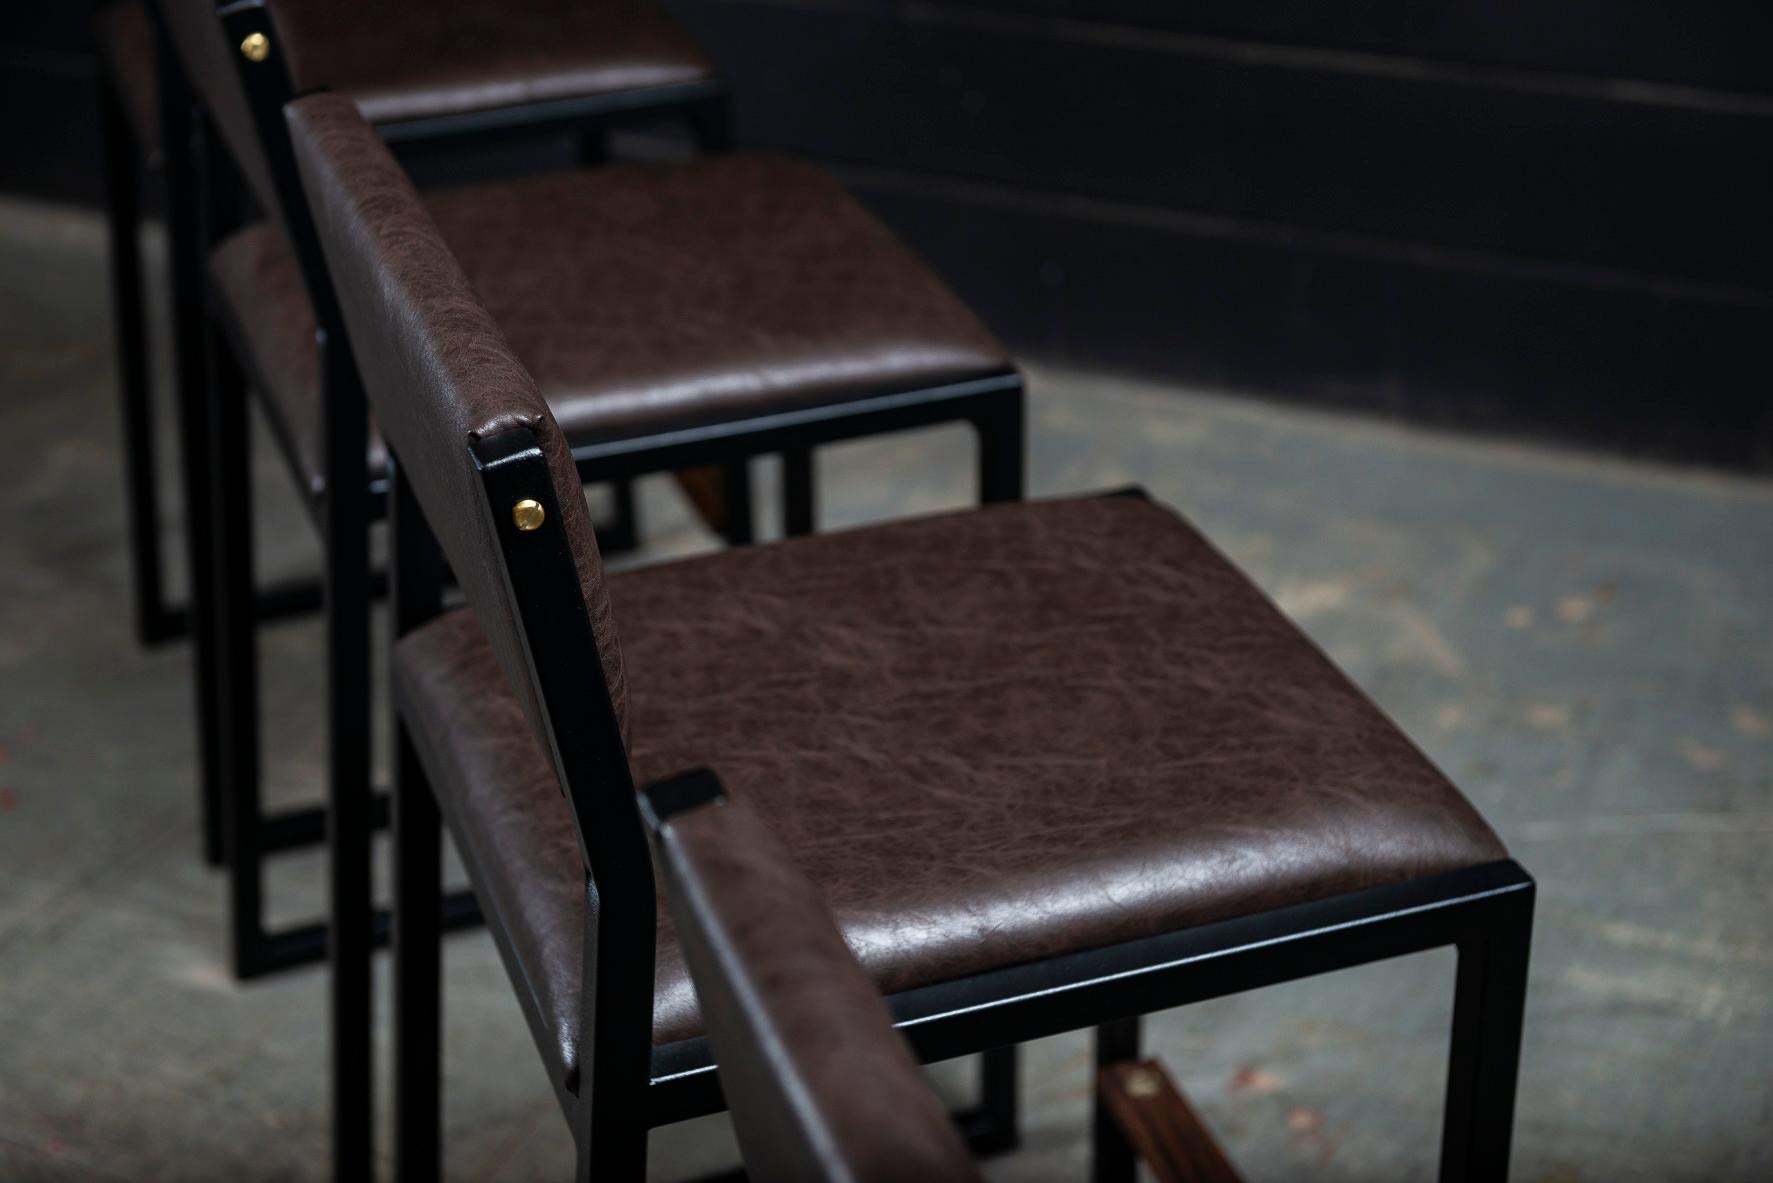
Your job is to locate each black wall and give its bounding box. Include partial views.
[5,2,1770,463]
[0,5,105,204]
[659,0,1773,465]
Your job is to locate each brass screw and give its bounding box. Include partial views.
[239,32,272,63]
[1123,1068,1162,1100]
[512,499,546,532]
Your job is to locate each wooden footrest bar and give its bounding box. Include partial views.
[1099,1059,1243,1183]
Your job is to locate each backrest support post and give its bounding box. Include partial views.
[388,450,447,639]
[289,92,655,1107]
[470,431,657,1108]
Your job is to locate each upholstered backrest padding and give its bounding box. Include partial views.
[285,92,629,744]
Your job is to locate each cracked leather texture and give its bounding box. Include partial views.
[94,1,162,161]
[213,134,1010,499]
[659,795,983,1183]
[392,493,1508,1092]
[290,93,628,743]
[266,0,713,126]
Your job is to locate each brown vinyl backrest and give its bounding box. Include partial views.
[284,92,629,746]
[154,0,285,225]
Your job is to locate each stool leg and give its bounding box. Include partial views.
[392,456,446,1181]
[323,340,377,1182]
[783,447,816,537]
[1092,1017,1142,1183]
[720,460,755,547]
[689,93,732,154]
[574,903,654,1183]
[597,477,640,555]
[394,722,443,1181]
[576,1127,647,1183]
[191,108,266,969]
[576,128,611,167]
[163,83,228,867]
[99,78,169,651]
[975,385,1026,505]
[977,1044,1021,1153]
[1439,892,1533,1183]
[207,322,264,980]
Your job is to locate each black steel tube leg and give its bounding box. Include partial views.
[576,1127,647,1183]
[1091,1017,1141,1183]
[162,81,227,867]
[209,322,264,978]
[195,106,264,954]
[391,456,446,1181]
[688,93,732,153]
[323,339,376,1182]
[99,79,168,651]
[616,478,639,537]
[719,461,755,547]
[977,1044,1021,1153]
[976,386,1026,505]
[782,447,816,537]
[1439,896,1534,1183]
[393,723,443,1180]
[597,478,639,555]
[574,891,655,1183]
[576,129,611,167]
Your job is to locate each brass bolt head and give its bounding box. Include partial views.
[1123,1068,1162,1099]
[239,32,272,63]
[512,499,546,532]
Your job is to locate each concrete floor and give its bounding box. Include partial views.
[0,195,1770,1183]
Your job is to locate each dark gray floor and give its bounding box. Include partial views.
[1,196,1769,1182]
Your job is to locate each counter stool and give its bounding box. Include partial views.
[160,4,1024,1172]
[96,0,724,862]
[293,91,1532,1183]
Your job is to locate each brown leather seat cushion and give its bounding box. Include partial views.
[91,0,712,165]
[209,153,1011,499]
[391,494,1507,1089]
[94,1,162,162]
[272,0,714,126]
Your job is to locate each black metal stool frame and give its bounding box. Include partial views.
[108,4,724,652]
[117,0,724,871]
[194,0,1022,977]
[177,1,1024,1173]
[386,426,1534,1182]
